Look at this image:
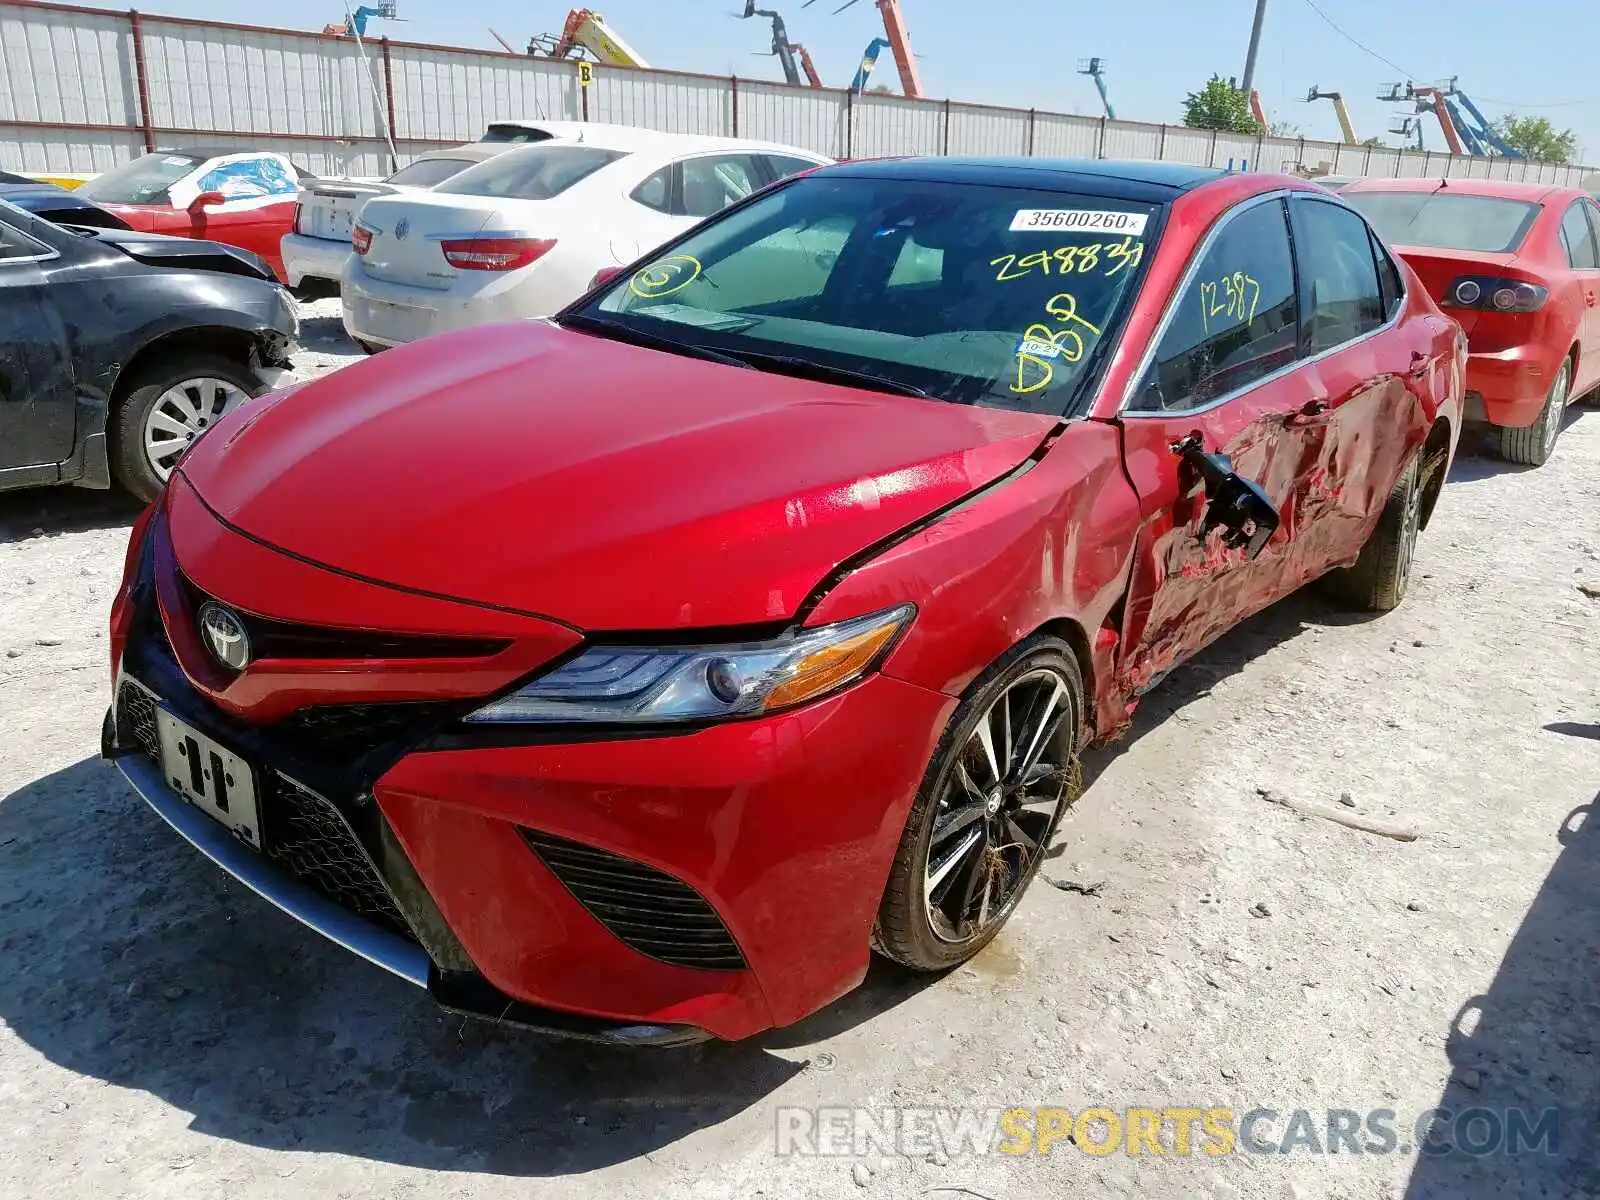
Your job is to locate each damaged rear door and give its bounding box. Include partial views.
[0,213,74,475]
[1109,192,1334,696]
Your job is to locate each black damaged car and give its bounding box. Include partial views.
[0,195,298,502]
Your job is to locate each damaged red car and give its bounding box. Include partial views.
[105,159,1463,1044]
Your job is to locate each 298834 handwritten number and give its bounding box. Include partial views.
[1011,292,1104,396]
[990,235,1144,283]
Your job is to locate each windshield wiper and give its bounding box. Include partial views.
[716,349,931,399]
[557,312,750,370]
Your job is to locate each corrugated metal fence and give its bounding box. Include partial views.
[2,0,1592,185]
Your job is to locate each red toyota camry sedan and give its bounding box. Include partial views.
[1346,177,1599,466]
[105,159,1463,1044]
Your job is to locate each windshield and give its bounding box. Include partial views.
[434,145,626,200]
[77,152,201,204]
[571,175,1158,413]
[385,157,477,188]
[480,124,558,144]
[1345,189,1540,254]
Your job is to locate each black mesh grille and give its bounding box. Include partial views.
[117,680,160,762]
[521,830,745,971]
[269,702,455,759]
[263,776,415,941]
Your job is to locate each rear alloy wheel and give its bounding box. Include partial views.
[1325,453,1422,613]
[873,638,1083,971]
[1499,357,1569,467]
[112,353,265,502]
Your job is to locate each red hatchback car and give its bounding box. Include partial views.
[1346,177,1599,465]
[105,160,1463,1044]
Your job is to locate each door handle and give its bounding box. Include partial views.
[1586,292,1597,307]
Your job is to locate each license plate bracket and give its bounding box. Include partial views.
[155,709,263,849]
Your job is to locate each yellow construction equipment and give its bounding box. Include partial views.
[1306,85,1359,145]
[531,8,650,68]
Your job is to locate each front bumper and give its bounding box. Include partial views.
[107,502,954,1040]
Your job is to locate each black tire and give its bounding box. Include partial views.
[1324,453,1421,613]
[1498,357,1569,467]
[111,352,266,503]
[872,636,1084,972]
[355,339,386,356]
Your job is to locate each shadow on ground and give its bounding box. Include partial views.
[1403,795,1600,1198]
[1443,407,1593,485]
[0,757,936,1176]
[0,486,140,545]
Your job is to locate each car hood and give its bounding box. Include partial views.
[87,227,277,280]
[179,321,1055,630]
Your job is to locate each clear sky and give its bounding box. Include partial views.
[76,0,1600,162]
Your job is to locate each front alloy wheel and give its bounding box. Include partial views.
[874,637,1084,970]
[142,377,252,482]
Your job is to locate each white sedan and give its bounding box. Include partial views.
[340,127,828,349]
[280,142,513,290]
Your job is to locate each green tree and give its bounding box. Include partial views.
[1493,114,1578,163]
[1182,75,1259,135]
[1360,136,1386,148]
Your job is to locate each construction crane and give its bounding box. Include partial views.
[803,0,922,99]
[738,2,822,88]
[1078,57,1114,119]
[529,8,649,67]
[322,2,395,38]
[1305,85,1357,145]
[850,38,889,92]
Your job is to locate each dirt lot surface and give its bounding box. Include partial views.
[1,303,1596,1199]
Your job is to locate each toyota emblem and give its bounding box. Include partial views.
[198,602,251,671]
[394,217,409,241]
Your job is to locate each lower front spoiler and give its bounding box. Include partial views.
[109,741,710,1048]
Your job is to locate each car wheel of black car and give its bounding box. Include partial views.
[873,635,1084,972]
[112,353,266,502]
[1325,453,1422,614]
[1499,356,1569,467]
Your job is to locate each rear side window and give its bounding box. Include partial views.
[1132,199,1297,412]
[434,146,625,201]
[1345,190,1539,254]
[0,216,52,260]
[630,166,673,213]
[1371,230,1405,320]
[1294,199,1386,353]
[764,154,820,181]
[1559,201,1599,269]
[385,157,476,188]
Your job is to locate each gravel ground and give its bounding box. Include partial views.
[0,304,1596,1199]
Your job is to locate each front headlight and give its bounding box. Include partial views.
[464,604,915,725]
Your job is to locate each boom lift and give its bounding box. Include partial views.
[739,2,822,88]
[322,2,396,38]
[1305,84,1357,145]
[1078,57,1114,119]
[803,0,922,98]
[530,8,650,67]
[1440,79,1520,157]
[850,37,890,92]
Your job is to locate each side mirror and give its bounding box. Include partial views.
[589,265,625,289]
[187,190,225,216]
[1175,436,1280,560]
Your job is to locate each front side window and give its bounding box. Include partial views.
[765,154,822,181]
[434,145,626,200]
[1295,199,1385,353]
[679,155,764,218]
[1559,201,1599,269]
[1131,198,1297,412]
[1345,189,1540,254]
[77,152,202,205]
[575,175,1158,415]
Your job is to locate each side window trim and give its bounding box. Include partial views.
[0,218,59,265]
[1118,189,1297,417]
